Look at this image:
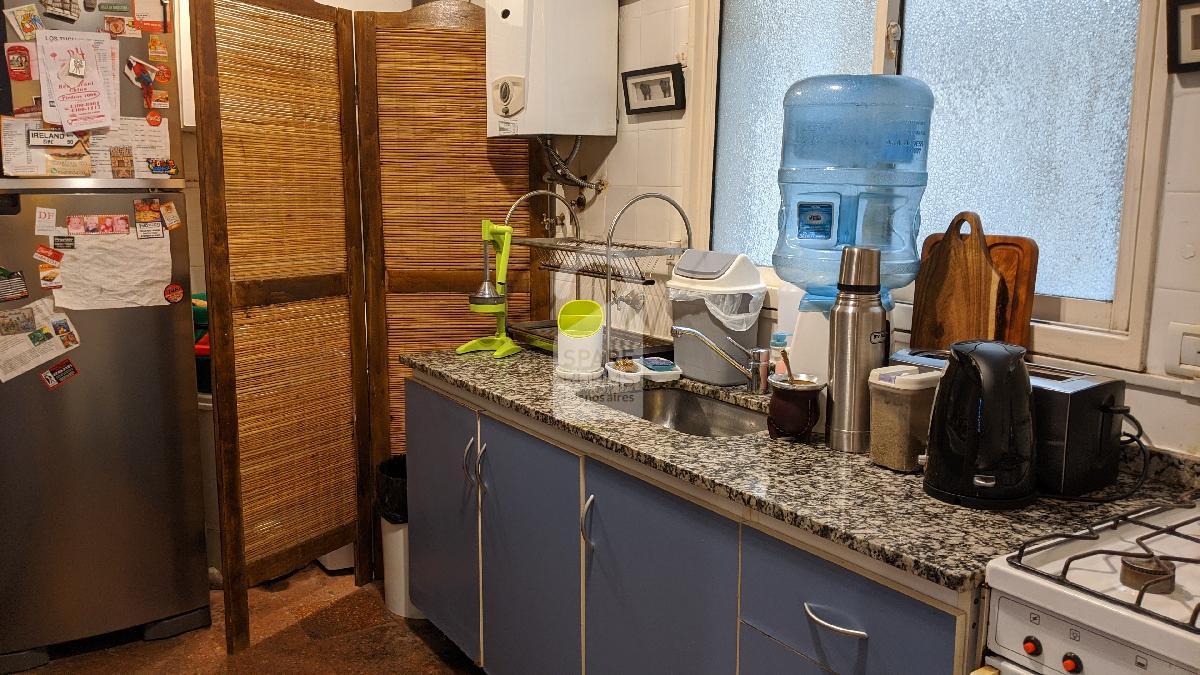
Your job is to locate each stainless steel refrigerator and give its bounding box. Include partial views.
[0,4,208,671]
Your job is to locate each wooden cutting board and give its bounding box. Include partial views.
[910,212,1009,350]
[922,230,1039,348]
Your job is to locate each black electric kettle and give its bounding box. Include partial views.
[923,340,1037,509]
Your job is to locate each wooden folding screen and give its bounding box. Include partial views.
[356,3,538,467]
[191,0,370,651]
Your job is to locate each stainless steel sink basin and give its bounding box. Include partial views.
[584,387,767,437]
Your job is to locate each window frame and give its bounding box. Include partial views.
[686,0,1170,371]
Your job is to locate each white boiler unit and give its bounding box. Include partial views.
[486,0,618,137]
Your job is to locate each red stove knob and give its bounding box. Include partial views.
[1021,636,1041,656]
[1062,652,1083,673]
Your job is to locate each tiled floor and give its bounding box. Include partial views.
[35,565,482,674]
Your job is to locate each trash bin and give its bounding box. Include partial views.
[377,457,423,619]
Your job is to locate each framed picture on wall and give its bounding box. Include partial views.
[1168,0,1200,73]
[622,64,686,115]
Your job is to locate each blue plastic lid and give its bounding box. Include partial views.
[770,332,791,347]
[783,75,934,109]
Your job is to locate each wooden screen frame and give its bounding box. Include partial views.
[191,0,372,651]
[356,5,549,575]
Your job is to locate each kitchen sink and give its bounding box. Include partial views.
[583,387,767,437]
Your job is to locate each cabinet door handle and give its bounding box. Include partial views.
[803,602,868,640]
[579,494,595,549]
[475,443,488,492]
[461,437,476,484]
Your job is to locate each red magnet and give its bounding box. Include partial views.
[146,110,163,126]
[164,283,184,304]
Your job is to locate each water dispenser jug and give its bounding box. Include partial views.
[772,75,934,310]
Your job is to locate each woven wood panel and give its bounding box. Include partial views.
[232,297,357,563]
[214,0,347,281]
[375,26,531,271]
[385,292,530,454]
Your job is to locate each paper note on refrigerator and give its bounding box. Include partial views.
[36,31,120,131]
[0,297,81,383]
[86,117,170,179]
[52,234,172,310]
[1,116,91,176]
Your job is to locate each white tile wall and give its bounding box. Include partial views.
[555,0,692,336]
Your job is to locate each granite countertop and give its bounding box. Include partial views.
[400,350,1192,592]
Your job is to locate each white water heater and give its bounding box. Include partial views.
[485,0,618,137]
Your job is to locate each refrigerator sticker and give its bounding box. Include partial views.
[144,110,162,126]
[146,158,176,175]
[0,307,35,336]
[163,282,183,304]
[34,206,57,236]
[149,89,169,109]
[103,16,140,37]
[5,44,36,81]
[1,116,92,177]
[86,116,169,179]
[39,357,79,390]
[98,2,129,11]
[52,232,172,310]
[33,243,63,266]
[53,236,75,250]
[0,298,81,383]
[27,128,77,147]
[66,214,130,235]
[0,270,30,303]
[38,263,61,289]
[3,6,44,41]
[160,201,181,231]
[40,0,81,21]
[146,34,167,62]
[136,220,164,239]
[154,64,171,84]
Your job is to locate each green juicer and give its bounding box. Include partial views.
[457,220,521,359]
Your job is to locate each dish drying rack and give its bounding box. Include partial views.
[505,190,694,358]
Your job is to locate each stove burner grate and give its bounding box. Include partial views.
[1008,490,1200,635]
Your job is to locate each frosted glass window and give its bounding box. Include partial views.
[901,0,1140,301]
[711,0,877,265]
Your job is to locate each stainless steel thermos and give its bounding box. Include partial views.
[826,247,888,453]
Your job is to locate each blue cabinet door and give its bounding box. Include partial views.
[479,417,582,675]
[405,382,480,663]
[583,459,739,675]
[739,622,831,675]
[741,527,957,675]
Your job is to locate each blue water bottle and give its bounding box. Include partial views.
[772,75,934,311]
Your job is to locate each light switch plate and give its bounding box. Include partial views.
[1165,321,1200,378]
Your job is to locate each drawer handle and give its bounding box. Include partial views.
[475,443,488,492]
[579,494,595,550]
[803,602,868,640]
[462,437,476,484]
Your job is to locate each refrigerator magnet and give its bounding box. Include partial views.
[38,264,61,289]
[145,158,177,175]
[150,89,169,109]
[34,207,57,236]
[0,270,30,303]
[99,2,130,11]
[52,236,75,250]
[145,110,162,126]
[163,283,183,304]
[160,201,181,231]
[33,244,64,267]
[39,358,80,390]
[0,307,35,335]
[5,44,34,81]
[147,34,168,62]
[154,65,171,84]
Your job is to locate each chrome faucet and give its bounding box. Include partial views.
[670,326,771,394]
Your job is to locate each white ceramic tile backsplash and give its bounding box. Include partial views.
[555,0,691,335]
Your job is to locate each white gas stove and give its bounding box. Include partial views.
[985,492,1200,674]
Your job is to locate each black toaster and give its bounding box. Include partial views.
[891,349,1126,496]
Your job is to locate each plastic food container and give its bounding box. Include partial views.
[867,365,942,472]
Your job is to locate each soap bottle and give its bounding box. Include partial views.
[769,332,791,375]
